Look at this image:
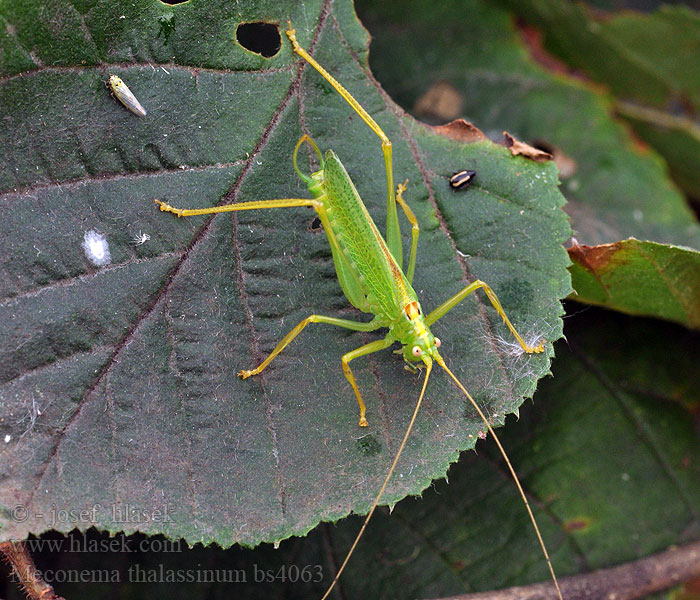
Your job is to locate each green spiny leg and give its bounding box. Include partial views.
[341,338,395,427]
[394,180,419,284]
[425,280,545,353]
[285,23,402,268]
[239,313,381,377]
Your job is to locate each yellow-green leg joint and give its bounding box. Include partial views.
[394,180,419,284]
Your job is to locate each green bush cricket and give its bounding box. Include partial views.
[156,21,564,600]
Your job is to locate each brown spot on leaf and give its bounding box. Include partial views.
[568,239,623,272]
[684,574,700,594]
[432,119,488,143]
[414,81,464,121]
[517,21,605,92]
[564,517,591,532]
[503,132,552,162]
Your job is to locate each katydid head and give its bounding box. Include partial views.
[398,300,442,365]
[403,335,442,367]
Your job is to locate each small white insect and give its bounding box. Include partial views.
[82,230,112,267]
[4,435,11,444]
[131,230,151,245]
[108,74,147,117]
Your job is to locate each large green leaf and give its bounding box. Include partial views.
[501,2,700,112]
[0,0,570,551]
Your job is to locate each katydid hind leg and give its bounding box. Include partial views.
[285,22,402,268]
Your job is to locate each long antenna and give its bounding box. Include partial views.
[321,361,433,600]
[436,355,564,600]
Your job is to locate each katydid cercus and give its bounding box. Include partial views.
[156,21,564,600]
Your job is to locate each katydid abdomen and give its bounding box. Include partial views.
[320,150,414,324]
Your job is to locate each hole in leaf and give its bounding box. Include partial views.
[307,217,322,233]
[236,22,281,58]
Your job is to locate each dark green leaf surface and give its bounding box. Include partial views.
[616,101,700,201]
[0,0,570,548]
[501,2,700,112]
[356,0,700,250]
[13,310,699,600]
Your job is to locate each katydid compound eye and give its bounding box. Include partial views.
[412,346,422,357]
[434,337,441,348]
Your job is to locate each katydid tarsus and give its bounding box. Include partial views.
[156,21,564,600]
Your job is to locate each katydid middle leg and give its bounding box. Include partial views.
[239,314,382,379]
[156,195,386,397]
[341,338,394,427]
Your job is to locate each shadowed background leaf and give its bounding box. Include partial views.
[354,0,700,334]
[356,0,700,249]
[569,239,700,329]
[500,1,700,200]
